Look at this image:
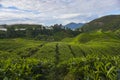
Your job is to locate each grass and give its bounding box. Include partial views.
[0,30,120,79]
[0,31,120,60]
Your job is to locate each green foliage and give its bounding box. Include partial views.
[35,34,54,41]
[0,28,120,79]
[81,15,120,32]
[0,24,80,41]
[57,54,120,80]
[0,58,53,80]
[0,54,120,80]
[0,31,6,38]
[73,30,120,44]
[6,27,16,38]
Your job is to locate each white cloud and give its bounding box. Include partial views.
[53,13,80,19]
[0,0,120,25]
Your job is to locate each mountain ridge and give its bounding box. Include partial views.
[64,22,84,29]
[81,15,120,32]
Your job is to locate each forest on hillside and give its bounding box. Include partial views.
[0,24,81,41]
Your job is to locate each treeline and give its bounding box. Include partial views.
[0,24,81,41]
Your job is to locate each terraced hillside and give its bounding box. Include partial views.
[0,30,120,80]
[0,30,120,60]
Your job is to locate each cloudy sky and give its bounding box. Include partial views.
[0,0,120,25]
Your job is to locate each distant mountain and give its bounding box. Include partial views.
[64,22,84,29]
[81,15,120,32]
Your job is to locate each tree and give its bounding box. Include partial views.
[6,27,16,38]
[0,31,6,38]
[26,27,34,38]
[52,24,63,32]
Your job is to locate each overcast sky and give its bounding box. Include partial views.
[0,0,120,25]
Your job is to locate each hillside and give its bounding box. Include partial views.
[64,22,84,29]
[81,15,120,32]
[0,29,120,79]
[0,15,120,80]
[73,30,120,43]
[0,30,120,60]
[0,30,120,79]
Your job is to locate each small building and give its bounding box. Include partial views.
[15,28,26,31]
[0,28,7,31]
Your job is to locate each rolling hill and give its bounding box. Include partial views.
[0,30,120,80]
[0,30,120,60]
[81,15,120,32]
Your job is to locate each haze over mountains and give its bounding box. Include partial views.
[64,22,84,29]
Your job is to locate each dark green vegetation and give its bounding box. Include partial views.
[0,15,120,80]
[81,15,120,32]
[0,24,80,41]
